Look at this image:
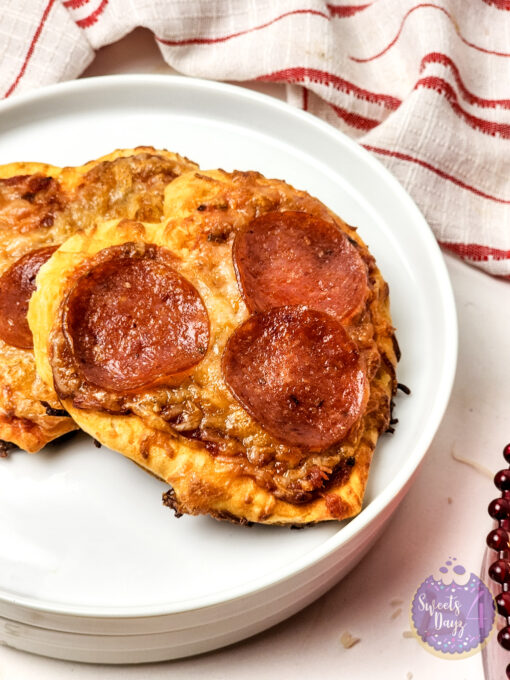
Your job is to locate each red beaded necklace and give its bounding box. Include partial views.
[487,443,510,677]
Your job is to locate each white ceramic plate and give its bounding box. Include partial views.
[0,75,457,663]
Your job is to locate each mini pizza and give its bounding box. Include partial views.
[30,169,398,524]
[0,147,198,453]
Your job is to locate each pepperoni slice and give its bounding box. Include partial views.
[222,306,367,449]
[0,246,58,349]
[233,211,368,322]
[62,244,209,393]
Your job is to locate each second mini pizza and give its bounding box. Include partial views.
[29,169,398,525]
[0,147,197,453]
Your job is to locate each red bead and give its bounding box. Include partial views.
[499,626,510,651]
[496,592,510,617]
[487,529,509,551]
[495,470,510,492]
[489,560,510,583]
[506,663,510,680]
[502,519,510,532]
[504,443,510,464]
[504,490,510,501]
[489,498,510,520]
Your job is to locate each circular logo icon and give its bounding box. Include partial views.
[410,558,495,658]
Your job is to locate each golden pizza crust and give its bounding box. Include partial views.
[30,170,397,523]
[0,147,198,453]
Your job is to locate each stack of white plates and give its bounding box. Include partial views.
[0,77,457,663]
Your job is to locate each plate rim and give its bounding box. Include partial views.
[0,74,458,619]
